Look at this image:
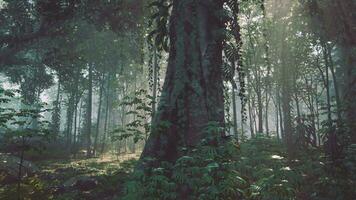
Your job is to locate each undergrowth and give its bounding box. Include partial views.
[1,137,355,199]
[121,136,356,200]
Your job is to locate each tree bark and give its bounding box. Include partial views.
[140,0,225,165]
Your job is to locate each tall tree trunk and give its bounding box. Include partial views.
[278,92,284,139]
[282,83,293,156]
[335,0,356,144]
[231,81,239,141]
[341,44,356,143]
[281,50,294,156]
[315,83,321,145]
[295,95,302,145]
[101,74,111,154]
[51,81,61,139]
[305,77,317,146]
[140,0,225,165]
[73,97,79,150]
[265,95,270,136]
[275,99,280,140]
[261,0,270,137]
[72,70,80,150]
[152,47,158,117]
[252,106,258,135]
[257,88,263,134]
[248,97,255,138]
[17,136,25,200]
[327,45,342,121]
[86,64,93,158]
[66,92,75,147]
[231,2,244,139]
[93,76,104,156]
[322,44,338,160]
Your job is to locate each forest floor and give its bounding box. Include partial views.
[1,138,355,200]
[0,153,139,200]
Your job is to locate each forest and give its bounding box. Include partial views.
[0,0,355,199]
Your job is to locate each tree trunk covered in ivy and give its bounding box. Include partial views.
[140,0,225,164]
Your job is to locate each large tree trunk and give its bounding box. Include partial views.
[335,0,356,143]
[281,45,294,156]
[342,45,356,143]
[140,0,225,165]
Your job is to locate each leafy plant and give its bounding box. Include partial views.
[111,89,153,143]
[122,123,247,200]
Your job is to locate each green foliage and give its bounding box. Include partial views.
[122,136,355,200]
[0,175,52,200]
[111,89,153,143]
[123,123,246,200]
[0,86,50,140]
[147,0,172,52]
